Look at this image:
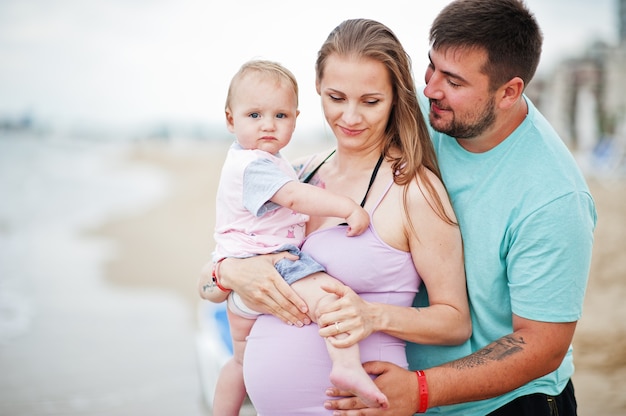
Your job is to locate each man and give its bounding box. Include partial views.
[325,0,596,414]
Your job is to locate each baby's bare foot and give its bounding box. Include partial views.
[330,362,388,408]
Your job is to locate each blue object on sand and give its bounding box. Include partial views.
[196,301,234,408]
[214,303,233,354]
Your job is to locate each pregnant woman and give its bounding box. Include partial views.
[201,18,471,415]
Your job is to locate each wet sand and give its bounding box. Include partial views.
[95,140,626,415]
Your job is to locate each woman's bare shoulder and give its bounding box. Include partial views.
[403,167,445,198]
[408,167,457,222]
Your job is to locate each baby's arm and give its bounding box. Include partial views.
[272,180,369,236]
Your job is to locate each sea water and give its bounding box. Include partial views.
[0,133,169,343]
[0,133,210,415]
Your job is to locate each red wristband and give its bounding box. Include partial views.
[415,370,428,413]
[212,258,230,292]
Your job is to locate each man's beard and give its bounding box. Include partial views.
[429,96,496,139]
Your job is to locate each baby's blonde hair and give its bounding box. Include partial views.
[225,59,299,110]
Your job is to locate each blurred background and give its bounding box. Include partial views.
[1,1,625,415]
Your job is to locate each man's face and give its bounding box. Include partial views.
[423,47,496,140]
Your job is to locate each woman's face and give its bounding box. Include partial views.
[316,54,393,151]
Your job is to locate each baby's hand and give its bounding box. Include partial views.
[345,206,370,236]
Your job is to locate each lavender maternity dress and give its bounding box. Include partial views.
[243,179,421,415]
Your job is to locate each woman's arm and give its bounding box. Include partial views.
[198,253,312,327]
[197,260,230,303]
[316,171,471,346]
[388,172,470,344]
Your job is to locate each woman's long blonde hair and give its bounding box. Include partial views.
[316,18,454,225]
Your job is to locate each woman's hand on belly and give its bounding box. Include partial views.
[317,281,378,347]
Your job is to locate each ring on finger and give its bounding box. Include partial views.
[334,321,340,333]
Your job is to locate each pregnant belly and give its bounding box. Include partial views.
[243,314,407,415]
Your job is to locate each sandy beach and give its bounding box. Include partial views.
[1,136,622,415]
[92,139,626,415]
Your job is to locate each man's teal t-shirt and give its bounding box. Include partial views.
[407,89,597,415]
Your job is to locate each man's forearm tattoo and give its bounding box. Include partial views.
[450,335,526,369]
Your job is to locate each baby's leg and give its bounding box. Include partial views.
[291,272,388,409]
[212,308,255,416]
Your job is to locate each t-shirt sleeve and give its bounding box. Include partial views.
[508,191,597,322]
[242,157,295,216]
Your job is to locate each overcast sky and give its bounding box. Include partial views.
[0,0,618,131]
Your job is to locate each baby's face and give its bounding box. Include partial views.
[226,73,299,155]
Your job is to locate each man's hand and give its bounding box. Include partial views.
[324,361,418,415]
